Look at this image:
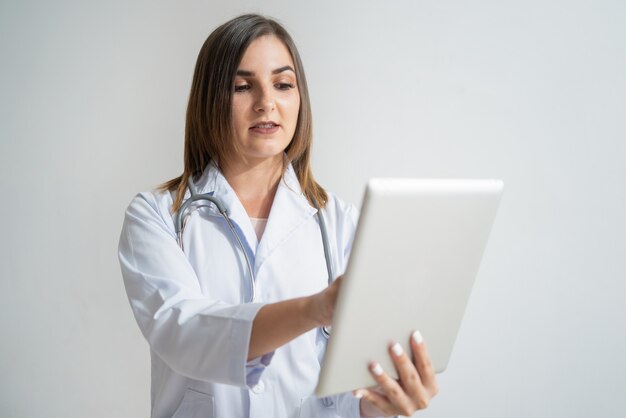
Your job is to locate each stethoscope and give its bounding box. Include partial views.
[174,177,334,337]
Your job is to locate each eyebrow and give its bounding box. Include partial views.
[236,65,296,77]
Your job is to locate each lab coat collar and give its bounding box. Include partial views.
[196,161,260,254]
[255,164,317,272]
[192,160,317,273]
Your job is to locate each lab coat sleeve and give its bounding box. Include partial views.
[341,203,359,270]
[335,393,363,418]
[327,196,360,277]
[118,192,271,388]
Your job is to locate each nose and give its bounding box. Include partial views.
[254,86,275,113]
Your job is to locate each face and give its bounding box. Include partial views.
[229,35,300,167]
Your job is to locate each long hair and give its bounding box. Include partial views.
[161,14,327,213]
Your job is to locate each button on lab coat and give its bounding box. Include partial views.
[118,162,361,418]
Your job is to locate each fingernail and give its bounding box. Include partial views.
[391,342,403,356]
[354,391,364,399]
[371,362,383,376]
[412,330,424,344]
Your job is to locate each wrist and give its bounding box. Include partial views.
[359,398,385,418]
[304,294,324,328]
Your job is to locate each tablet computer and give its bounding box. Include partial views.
[315,178,503,397]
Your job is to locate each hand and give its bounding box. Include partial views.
[308,276,343,327]
[356,331,439,417]
[249,277,343,360]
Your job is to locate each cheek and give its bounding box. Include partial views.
[285,95,300,125]
[231,103,247,129]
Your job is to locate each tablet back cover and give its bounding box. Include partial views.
[316,178,503,397]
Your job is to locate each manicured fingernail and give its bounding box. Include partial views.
[371,362,383,376]
[391,342,403,356]
[412,330,424,344]
[354,391,364,399]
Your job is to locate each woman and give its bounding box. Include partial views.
[119,14,438,418]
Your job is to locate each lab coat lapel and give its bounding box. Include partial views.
[197,162,259,253]
[255,164,316,273]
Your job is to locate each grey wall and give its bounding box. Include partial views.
[1,0,625,417]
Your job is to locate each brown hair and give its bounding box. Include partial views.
[161,14,327,212]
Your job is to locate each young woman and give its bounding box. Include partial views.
[119,14,438,418]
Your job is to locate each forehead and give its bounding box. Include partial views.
[238,35,295,71]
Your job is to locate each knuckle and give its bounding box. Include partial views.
[419,359,434,375]
[375,401,393,416]
[431,384,440,397]
[416,398,430,410]
[387,386,401,399]
[404,371,418,385]
[400,406,414,416]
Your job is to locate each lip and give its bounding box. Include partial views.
[250,120,280,134]
[250,120,279,128]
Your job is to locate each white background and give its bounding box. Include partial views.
[1,0,625,417]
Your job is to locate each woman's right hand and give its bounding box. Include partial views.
[249,276,343,360]
[308,276,343,327]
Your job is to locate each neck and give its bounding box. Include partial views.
[221,156,284,218]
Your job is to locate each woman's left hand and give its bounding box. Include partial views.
[355,331,439,417]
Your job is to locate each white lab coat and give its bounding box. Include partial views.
[118,161,361,418]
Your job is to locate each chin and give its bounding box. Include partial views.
[242,149,286,164]
[249,143,291,158]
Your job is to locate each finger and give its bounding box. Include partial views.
[368,361,414,415]
[355,388,397,417]
[389,341,429,400]
[410,330,439,396]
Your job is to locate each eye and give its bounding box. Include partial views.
[234,84,251,93]
[275,82,295,91]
